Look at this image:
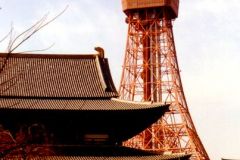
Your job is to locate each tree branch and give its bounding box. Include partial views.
[0,5,68,75]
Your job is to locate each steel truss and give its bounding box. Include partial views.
[119,9,209,160]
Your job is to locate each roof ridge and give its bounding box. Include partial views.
[0,53,99,59]
[95,56,107,91]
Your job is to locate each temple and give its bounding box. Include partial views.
[0,50,190,159]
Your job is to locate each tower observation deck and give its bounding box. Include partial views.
[122,0,179,19]
[119,0,210,159]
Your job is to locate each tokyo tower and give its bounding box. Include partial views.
[119,0,210,159]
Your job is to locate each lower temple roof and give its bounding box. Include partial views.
[0,98,166,110]
[2,145,190,160]
[27,155,190,160]
[0,100,169,145]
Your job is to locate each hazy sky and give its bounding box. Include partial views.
[0,0,240,159]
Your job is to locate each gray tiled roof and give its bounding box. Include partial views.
[4,155,190,160]
[2,145,189,159]
[0,54,118,98]
[0,98,164,110]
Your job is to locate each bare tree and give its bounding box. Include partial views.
[0,5,68,74]
[0,6,68,159]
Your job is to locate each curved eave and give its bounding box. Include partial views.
[0,98,166,110]
[23,154,190,160]
[7,153,191,160]
[0,98,169,144]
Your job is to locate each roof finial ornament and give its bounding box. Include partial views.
[95,46,104,58]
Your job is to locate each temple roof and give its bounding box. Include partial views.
[0,53,118,98]
[0,52,169,144]
[4,145,190,160]
[0,98,164,110]
[29,154,190,160]
[0,52,167,112]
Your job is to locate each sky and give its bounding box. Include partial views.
[0,0,240,159]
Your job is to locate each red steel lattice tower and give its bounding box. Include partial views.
[119,0,209,159]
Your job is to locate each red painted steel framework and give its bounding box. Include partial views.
[119,0,209,159]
